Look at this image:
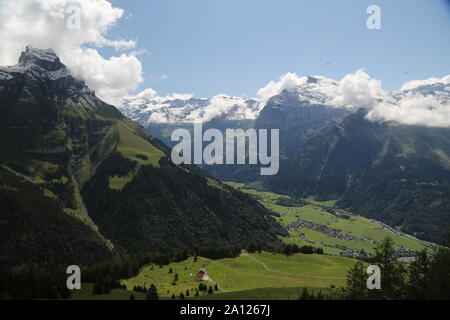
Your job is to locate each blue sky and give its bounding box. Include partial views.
[106,0,450,97]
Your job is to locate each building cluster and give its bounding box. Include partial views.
[286,219,364,241]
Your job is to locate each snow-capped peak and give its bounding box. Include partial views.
[119,71,450,128]
[120,91,261,124]
[119,74,341,125]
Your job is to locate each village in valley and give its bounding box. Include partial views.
[227,182,434,262]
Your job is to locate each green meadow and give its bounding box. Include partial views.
[120,252,355,299]
[116,121,165,167]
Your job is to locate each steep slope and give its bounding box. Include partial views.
[0,166,114,268]
[266,110,389,197]
[337,120,450,242]
[0,47,285,268]
[256,76,349,156]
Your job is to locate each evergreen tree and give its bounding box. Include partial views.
[207,286,213,294]
[407,249,430,299]
[346,261,367,300]
[11,274,33,300]
[372,237,406,299]
[427,230,450,299]
[146,284,159,300]
[316,290,324,300]
[373,237,397,298]
[299,288,310,300]
[92,282,103,295]
[58,283,71,300]
[179,292,185,300]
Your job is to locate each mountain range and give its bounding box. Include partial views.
[119,75,450,243]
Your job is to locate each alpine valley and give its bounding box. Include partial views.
[1,47,449,301]
[120,75,450,244]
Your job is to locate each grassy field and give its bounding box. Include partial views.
[226,182,433,255]
[107,121,166,190]
[116,122,165,167]
[120,252,355,300]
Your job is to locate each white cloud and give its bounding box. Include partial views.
[256,72,341,107]
[255,69,450,128]
[121,70,450,127]
[133,88,194,103]
[366,92,450,128]
[121,89,260,124]
[257,72,308,103]
[330,69,384,110]
[401,75,450,91]
[0,0,143,104]
[134,88,158,100]
[329,70,450,127]
[185,95,251,122]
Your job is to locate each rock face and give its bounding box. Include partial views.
[0,46,124,184]
[0,46,88,104]
[18,46,65,71]
[256,88,349,156]
[0,47,286,269]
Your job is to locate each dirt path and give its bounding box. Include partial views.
[1,164,35,183]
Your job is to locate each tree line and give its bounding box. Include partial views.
[345,232,450,300]
[0,244,265,299]
[0,266,70,300]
